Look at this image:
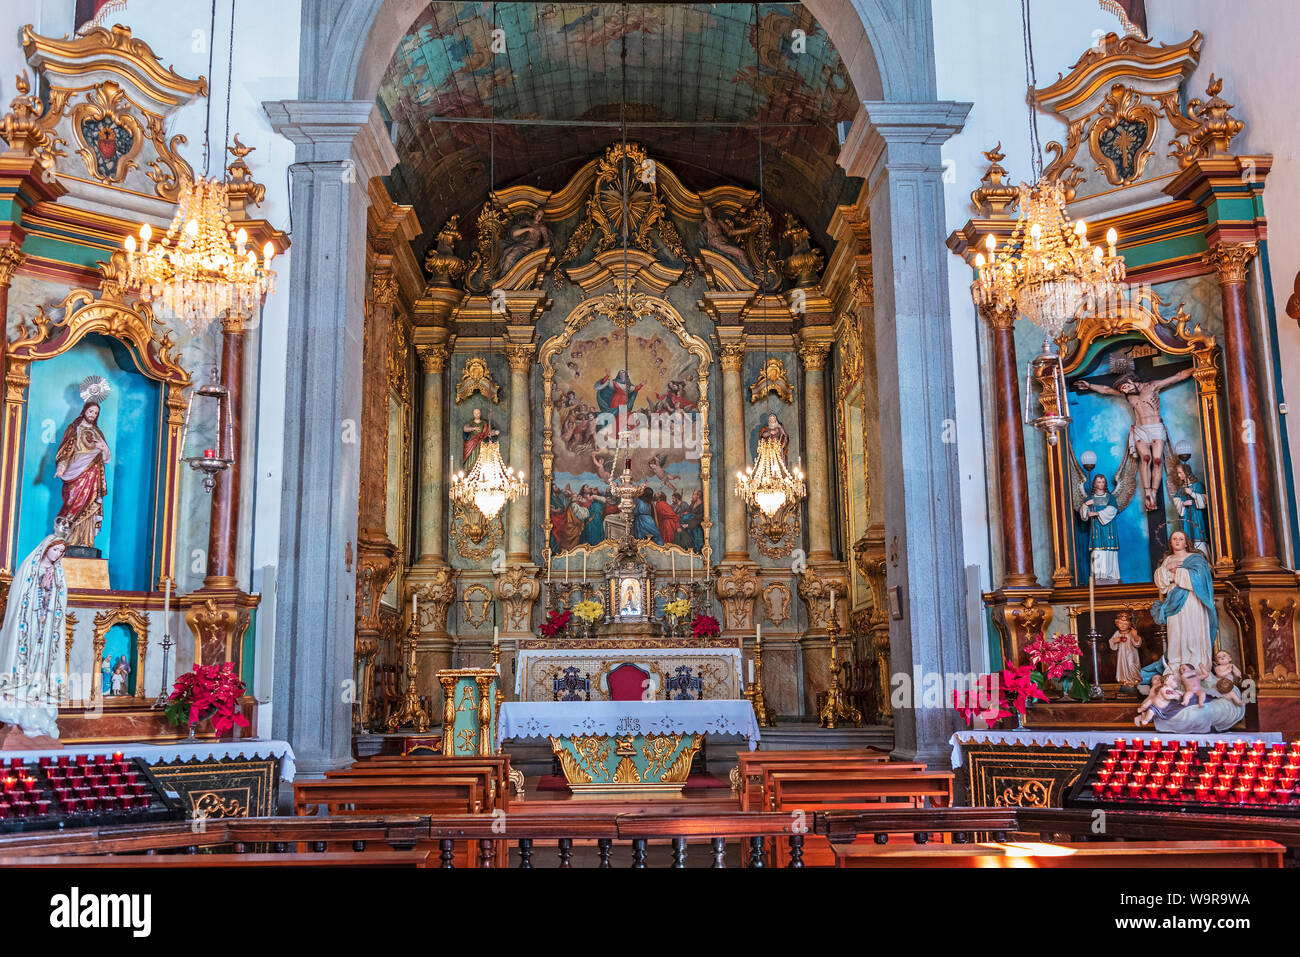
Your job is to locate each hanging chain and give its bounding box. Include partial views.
[1021,0,1042,179]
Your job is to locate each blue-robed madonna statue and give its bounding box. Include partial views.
[1151,529,1217,677]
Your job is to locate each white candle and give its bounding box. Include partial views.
[583,551,588,581]
[1089,572,1096,632]
[748,659,755,683]
[690,554,695,582]
[829,588,836,620]
[547,555,552,584]
[412,592,419,623]
[565,555,569,583]
[756,623,762,646]
[493,626,499,647]
[163,577,171,622]
[671,551,675,579]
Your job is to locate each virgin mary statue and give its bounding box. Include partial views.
[0,534,68,739]
[1151,529,1216,677]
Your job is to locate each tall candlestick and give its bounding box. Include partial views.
[1089,572,1096,632]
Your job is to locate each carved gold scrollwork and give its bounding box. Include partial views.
[997,778,1052,808]
[748,502,799,560]
[714,564,760,631]
[749,356,794,404]
[1087,84,1158,186]
[455,356,500,404]
[70,81,145,184]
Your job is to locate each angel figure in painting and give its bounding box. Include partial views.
[1151,530,1217,678]
[0,534,68,740]
[54,376,112,553]
[1075,367,1193,511]
[1171,462,1210,557]
[1108,611,1142,690]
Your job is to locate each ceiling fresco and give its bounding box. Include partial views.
[376,2,861,254]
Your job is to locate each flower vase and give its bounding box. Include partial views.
[187,722,197,741]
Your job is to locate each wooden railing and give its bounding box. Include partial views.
[3,806,1298,867]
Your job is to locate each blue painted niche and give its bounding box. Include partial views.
[18,332,161,590]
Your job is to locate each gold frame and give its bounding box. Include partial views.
[0,269,190,587]
[69,81,146,184]
[89,604,149,703]
[539,294,713,573]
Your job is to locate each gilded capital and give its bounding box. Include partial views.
[977,300,1017,330]
[418,344,450,374]
[371,272,399,307]
[797,339,831,371]
[1204,241,1257,286]
[505,343,534,375]
[0,243,23,287]
[718,339,746,373]
[220,311,250,335]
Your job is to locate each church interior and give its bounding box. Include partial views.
[4,0,1300,892]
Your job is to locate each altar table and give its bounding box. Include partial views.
[499,700,759,794]
[514,646,742,702]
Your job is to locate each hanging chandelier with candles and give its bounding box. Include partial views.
[732,1,807,521]
[971,178,1125,339]
[736,435,806,518]
[123,175,275,335]
[449,437,527,521]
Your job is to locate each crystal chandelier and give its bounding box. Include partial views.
[123,176,275,334]
[972,178,1125,339]
[449,437,526,520]
[736,435,806,518]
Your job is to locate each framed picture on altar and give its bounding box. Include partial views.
[609,574,649,621]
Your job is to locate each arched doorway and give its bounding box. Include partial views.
[268,0,971,774]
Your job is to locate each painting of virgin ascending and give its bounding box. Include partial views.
[548,317,705,555]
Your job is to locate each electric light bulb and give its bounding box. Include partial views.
[140,223,152,242]
[124,235,136,253]
[1106,227,1118,245]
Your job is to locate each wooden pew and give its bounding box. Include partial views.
[763,768,954,866]
[833,840,1285,868]
[330,755,513,810]
[0,850,437,867]
[737,755,921,814]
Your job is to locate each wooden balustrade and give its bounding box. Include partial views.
[2,806,1298,867]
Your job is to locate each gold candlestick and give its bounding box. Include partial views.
[750,636,774,727]
[387,611,431,733]
[818,616,863,729]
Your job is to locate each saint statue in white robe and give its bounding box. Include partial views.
[0,535,68,738]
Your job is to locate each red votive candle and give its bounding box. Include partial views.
[111,784,126,797]
[1253,785,1270,803]
[1194,785,1211,801]
[56,755,69,768]
[204,448,215,458]
[34,799,50,816]
[111,751,124,762]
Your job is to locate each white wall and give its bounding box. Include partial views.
[1146,0,1300,564]
[930,0,1120,613]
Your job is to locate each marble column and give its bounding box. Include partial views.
[1205,242,1280,571]
[717,329,748,561]
[264,99,397,776]
[798,332,834,562]
[504,338,534,563]
[416,343,449,563]
[839,100,973,766]
[982,304,1037,586]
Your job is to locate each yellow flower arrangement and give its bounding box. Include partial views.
[573,599,605,624]
[664,598,691,620]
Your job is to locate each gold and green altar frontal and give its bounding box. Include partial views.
[499,699,760,794]
[437,668,502,756]
[514,644,742,702]
[550,732,701,794]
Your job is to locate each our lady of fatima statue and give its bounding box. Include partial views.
[0,533,68,739]
[54,377,112,555]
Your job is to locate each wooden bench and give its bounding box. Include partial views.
[763,768,954,866]
[0,850,436,867]
[734,750,895,809]
[331,755,514,809]
[833,839,1285,868]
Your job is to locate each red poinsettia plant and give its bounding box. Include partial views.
[164,663,250,736]
[1023,631,1091,701]
[952,665,1048,728]
[691,614,721,639]
[540,608,572,639]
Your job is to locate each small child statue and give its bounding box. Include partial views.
[1107,612,1142,691]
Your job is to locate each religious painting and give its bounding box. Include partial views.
[546,314,706,555]
[1065,336,1203,585]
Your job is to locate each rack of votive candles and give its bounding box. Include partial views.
[0,752,184,834]
[1065,738,1300,817]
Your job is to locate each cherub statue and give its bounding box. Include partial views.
[1134,672,1167,725]
[1178,662,1206,708]
[1211,649,1244,706]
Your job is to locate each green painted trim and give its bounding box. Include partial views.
[1119,233,1206,269]
[21,234,107,269]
